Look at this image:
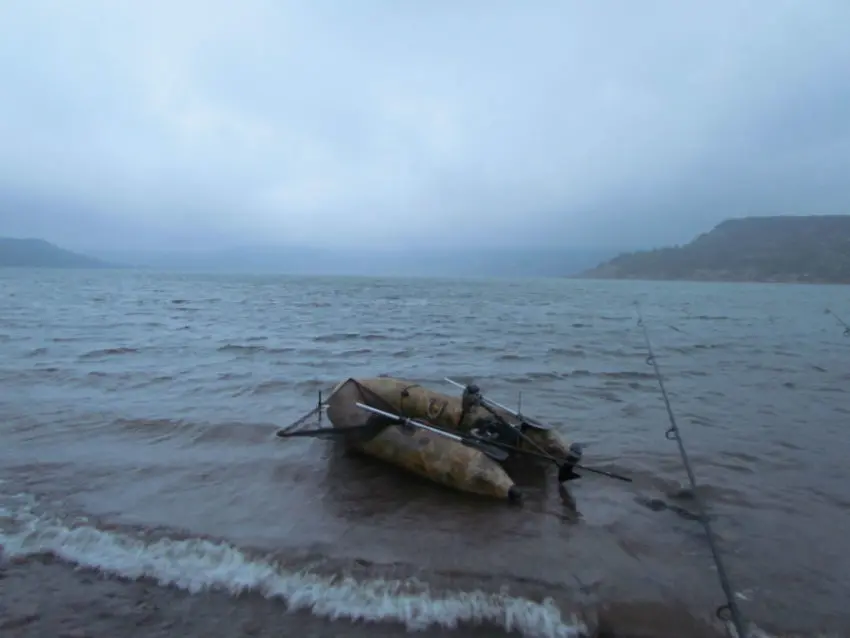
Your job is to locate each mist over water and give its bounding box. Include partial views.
[1,268,849,636]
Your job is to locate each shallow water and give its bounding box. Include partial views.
[1,269,848,636]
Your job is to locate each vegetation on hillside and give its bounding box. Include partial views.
[579,215,850,284]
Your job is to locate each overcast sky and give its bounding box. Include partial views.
[1,0,849,251]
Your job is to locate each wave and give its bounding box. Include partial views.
[111,417,278,445]
[217,344,296,355]
[79,347,140,360]
[547,348,586,357]
[313,333,390,343]
[599,371,656,380]
[497,353,534,361]
[0,496,588,637]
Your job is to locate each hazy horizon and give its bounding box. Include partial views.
[2,1,849,257]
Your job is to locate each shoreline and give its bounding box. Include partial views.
[0,554,513,638]
[0,553,734,638]
[569,274,850,286]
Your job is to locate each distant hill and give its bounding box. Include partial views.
[579,215,850,284]
[0,238,115,268]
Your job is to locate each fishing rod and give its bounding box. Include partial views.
[445,378,631,482]
[354,403,631,483]
[825,308,850,336]
[474,430,632,482]
[445,377,552,430]
[354,403,617,522]
[634,302,749,638]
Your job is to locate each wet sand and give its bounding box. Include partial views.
[0,553,738,638]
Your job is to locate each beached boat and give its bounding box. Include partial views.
[276,376,598,504]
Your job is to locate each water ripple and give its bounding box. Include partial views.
[0,269,848,635]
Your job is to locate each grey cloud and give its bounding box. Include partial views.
[1,0,848,252]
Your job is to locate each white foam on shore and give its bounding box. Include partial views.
[0,494,588,638]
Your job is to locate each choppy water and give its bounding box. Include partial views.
[1,269,848,637]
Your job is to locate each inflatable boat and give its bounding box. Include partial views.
[276,376,596,503]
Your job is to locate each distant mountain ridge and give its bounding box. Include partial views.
[0,236,619,277]
[579,215,850,284]
[0,238,115,268]
[88,245,619,278]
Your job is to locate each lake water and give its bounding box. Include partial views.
[1,269,848,637]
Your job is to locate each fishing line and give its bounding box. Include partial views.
[444,377,633,482]
[825,308,850,336]
[634,301,750,638]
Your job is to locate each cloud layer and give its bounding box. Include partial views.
[2,0,849,251]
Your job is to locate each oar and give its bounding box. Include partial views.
[444,377,551,430]
[354,402,511,462]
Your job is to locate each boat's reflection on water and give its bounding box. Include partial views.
[317,435,584,531]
